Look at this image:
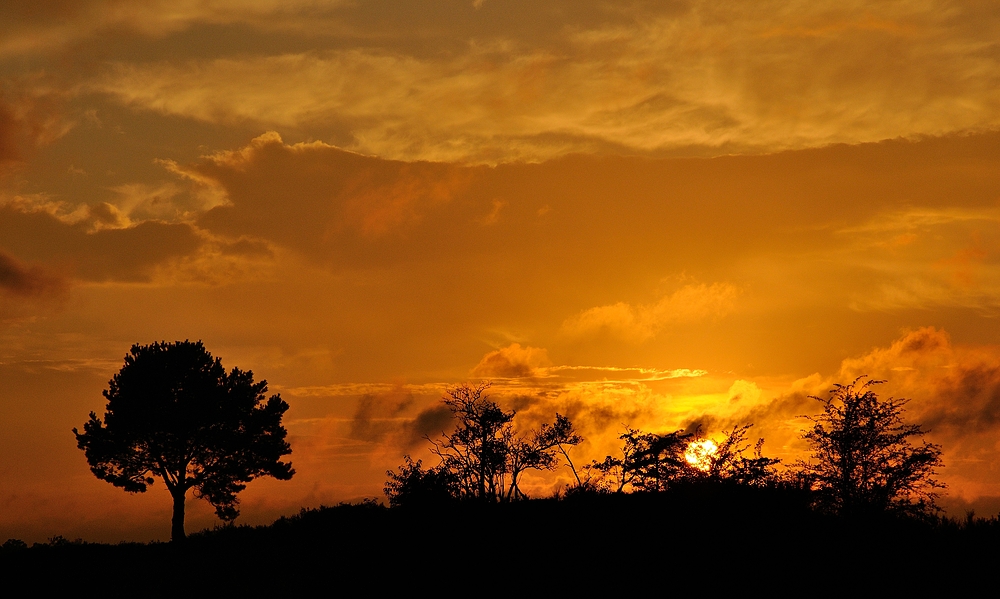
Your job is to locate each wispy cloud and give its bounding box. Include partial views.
[0,0,351,57]
[835,207,1000,313]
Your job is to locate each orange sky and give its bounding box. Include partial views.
[2,1,1000,543]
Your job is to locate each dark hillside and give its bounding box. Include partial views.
[3,483,998,593]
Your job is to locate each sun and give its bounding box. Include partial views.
[685,439,718,472]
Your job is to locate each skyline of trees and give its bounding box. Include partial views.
[387,379,943,518]
[59,338,949,545]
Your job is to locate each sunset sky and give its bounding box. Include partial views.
[2,1,1000,543]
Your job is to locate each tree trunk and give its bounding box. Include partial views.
[171,488,187,542]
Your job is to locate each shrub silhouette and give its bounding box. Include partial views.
[798,377,943,518]
[700,424,782,486]
[384,456,459,508]
[74,340,294,541]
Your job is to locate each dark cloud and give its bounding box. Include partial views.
[734,390,815,430]
[348,390,414,443]
[402,405,454,449]
[487,386,653,441]
[52,0,1000,162]
[0,249,66,297]
[897,327,951,355]
[0,205,201,282]
[0,1,97,24]
[835,328,1000,438]
[346,387,454,450]
[473,352,534,378]
[938,494,1000,520]
[0,102,20,164]
[680,416,718,436]
[917,364,1000,435]
[85,202,128,229]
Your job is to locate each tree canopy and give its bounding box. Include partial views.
[73,340,294,541]
[587,427,693,493]
[798,377,943,518]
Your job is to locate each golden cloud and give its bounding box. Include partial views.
[75,1,1000,162]
[184,132,476,263]
[562,282,740,342]
[0,0,352,57]
[0,91,71,169]
[470,343,552,379]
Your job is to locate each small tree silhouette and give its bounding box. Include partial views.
[386,382,582,505]
[74,341,294,541]
[588,428,693,493]
[798,377,943,518]
[432,382,513,501]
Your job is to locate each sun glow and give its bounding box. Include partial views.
[685,439,719,472]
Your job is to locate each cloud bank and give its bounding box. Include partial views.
[77,1,1000,162]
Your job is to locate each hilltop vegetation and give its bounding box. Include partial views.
[385,378,943,520]
[1,361,989,589]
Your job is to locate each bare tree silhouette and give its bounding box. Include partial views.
[385,382,581,505]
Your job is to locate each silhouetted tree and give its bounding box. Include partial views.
[387,382,582,504]
[505,413,584,500]
[74,341,294,541]
[431,383,512,501]
[588,428,693,493]
[701,424,782,486]
[798,377,943,518]
[537,413,586,487]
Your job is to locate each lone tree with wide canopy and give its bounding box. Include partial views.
[74,340,294,541]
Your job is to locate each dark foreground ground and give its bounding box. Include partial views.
[3,484,998,593]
